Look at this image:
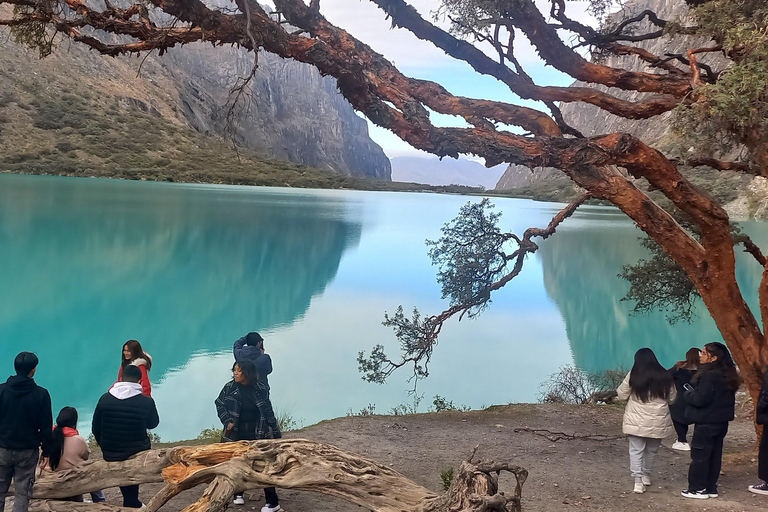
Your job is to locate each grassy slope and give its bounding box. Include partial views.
[0,88,473,192]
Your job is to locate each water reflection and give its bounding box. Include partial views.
[0,174,362,426]
[2,176,766,441]
[537,206,768,371]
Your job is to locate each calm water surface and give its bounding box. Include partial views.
[0,173,765,440]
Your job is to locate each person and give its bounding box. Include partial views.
[233,332,272,390]
[0,352,53,512]
[669,347,700,451]
[748,364,768,495]
[681,341,741,500]
[46,407,106,502]
[215,359,281,512]
[93,364,159,508]
[616,347,676,494]
[117,340,152,397]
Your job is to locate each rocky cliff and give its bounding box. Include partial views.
[493,0,766,216]
[0,6,390,180]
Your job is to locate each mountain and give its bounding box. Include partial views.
[0,5,390,181]
[391,156,506,189]
[493,0,768,217]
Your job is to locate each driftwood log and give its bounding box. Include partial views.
[25,440,527,512]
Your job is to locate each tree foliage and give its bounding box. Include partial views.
[620,235,701,324]
[670,0,768,170]
[427,199,509,313]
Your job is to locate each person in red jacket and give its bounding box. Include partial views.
[117,340,152,397]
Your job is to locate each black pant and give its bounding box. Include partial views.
[759,426,768,482]
[688,422,728,492]
[673,420,690,443]
[233,424,279,507]
[120,485,142,508]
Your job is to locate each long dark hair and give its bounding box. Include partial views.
[121,340,152,371]
[50,407,78,471]
[695,342,742,392]
[673,347,700,370]
[629,348,673,402]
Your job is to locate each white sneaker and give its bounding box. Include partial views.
[633,482,645,494]
[672,441,690,451]
[261,505,282,512]
[641,476,651,486]
[233,496,245,506]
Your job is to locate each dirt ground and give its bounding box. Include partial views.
[85,403,767,511]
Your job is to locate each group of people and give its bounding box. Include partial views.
[0,333,283,512]
[2,338,767,510]
[618,342,768,499]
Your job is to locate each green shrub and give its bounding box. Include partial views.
[440,468,455,491]
[197,426,223,443]
[347,404,376,416]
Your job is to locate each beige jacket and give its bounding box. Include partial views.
[616,372,676,439]
[46,434,90,471]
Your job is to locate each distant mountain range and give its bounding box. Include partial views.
[390,156,507,189]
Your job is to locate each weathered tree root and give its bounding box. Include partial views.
[514,427,625,442]
[27,440,527,512]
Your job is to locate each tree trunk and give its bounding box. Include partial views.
[27,441,527,512]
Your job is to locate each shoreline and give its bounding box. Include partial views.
[89,402,764,511]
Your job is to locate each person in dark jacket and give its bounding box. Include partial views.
[215,359,281,512]
[681,342,741,500]
[92,364,159,508]
[669,347,700,451]
[233,332,272,390]
[748,366,768,495]
[0,352,53,512]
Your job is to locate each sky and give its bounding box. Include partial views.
[296,0,599,159]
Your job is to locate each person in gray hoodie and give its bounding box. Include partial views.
[92,365,159,508]
[0,352,53,512]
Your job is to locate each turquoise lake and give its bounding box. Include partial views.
[0,173,766,441]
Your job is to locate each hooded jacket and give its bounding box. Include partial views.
[616,372,676,439]
[0,375,53,455]
[683,365,737,424]
[117,355,152,397]
[233,337,272,389]
[92,381,159,461]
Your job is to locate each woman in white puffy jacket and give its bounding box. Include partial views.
[617,348,676,494]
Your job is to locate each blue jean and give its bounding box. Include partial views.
[0,448,39,512]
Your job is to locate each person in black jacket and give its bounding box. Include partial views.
[92,364,159,508]
[233,332,273,391]
[669,348,700,451]
[0,352,53,512]
[749,366,768,495]
[215,359,281,512]
[681,342,741,500]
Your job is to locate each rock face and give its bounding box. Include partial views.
[161,46,391,179]
[0,7,390,179]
